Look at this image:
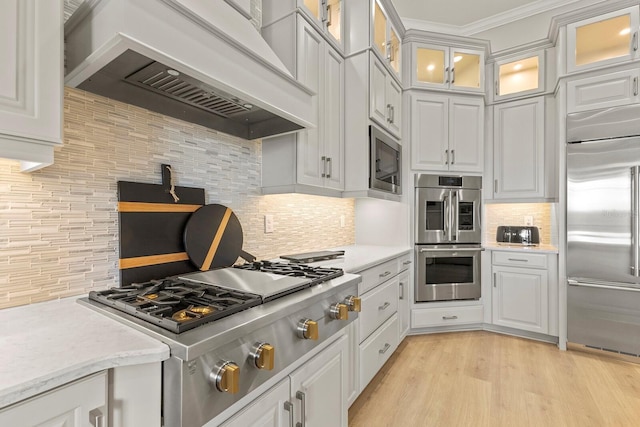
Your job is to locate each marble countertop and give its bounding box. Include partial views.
[483,242,558,254]
[300,245,412,273]
[0,297,169,409]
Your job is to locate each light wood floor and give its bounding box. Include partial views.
[348,331,640,427]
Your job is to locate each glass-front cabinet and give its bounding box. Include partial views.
[494,51,545,101]
[372,0,401,77]
[412,43,484,93]
[301,0,343,49]
[567,5,639,73]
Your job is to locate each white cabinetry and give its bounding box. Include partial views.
[372,0,401,79]
[0,372,107,426]
[410,43,484,93]
[492,96,556,200]
[262,14,344,196]
[263,0,344,51]
[493,50,546,102]
[370,53,402,138]
[410,93,484,173]
[221,334,348,427]
[0,0,63,172]
[567,68,640,113]
[566,6,640,74]
[490,251,558,337]
[397,254,412,340]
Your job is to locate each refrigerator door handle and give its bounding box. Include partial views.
[633,166,640,277]
[452,190,459,241]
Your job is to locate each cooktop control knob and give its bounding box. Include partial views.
[297,319,319,340]
[251,342,275,370]
[210,361,240,394]
[343,295,361,312]
[330,303,348,320]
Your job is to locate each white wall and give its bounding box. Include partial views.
[355,198,409,246]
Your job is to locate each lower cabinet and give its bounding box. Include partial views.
[490,250,558,336]
[412,304,484,328]
[0,372,107,426]
[221,334,348,427]
[397,269,410,339]
[359,314,398,390]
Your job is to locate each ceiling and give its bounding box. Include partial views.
[390,0,584,34]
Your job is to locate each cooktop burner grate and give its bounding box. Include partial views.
[88,278,261,334]
[233,261,344,286]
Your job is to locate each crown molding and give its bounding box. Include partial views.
[401,0,589,36]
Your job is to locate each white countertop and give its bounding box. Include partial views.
[0,297,169,409]
[483,242,558,254]
[304,245,412,273]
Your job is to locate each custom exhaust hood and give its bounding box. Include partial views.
[64,0,314,140]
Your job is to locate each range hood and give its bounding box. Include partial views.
[64,0,314,140]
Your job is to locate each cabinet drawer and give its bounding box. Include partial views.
[412,305,483,328]
[359,314,398,391]
[359,276,399,342]
[397,253,413,272]
[492,251,547,269]
[359,259,399,294]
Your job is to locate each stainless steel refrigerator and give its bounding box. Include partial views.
[567,104,640,356]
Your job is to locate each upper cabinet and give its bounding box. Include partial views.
[370,53,402,138]
[302,0,343,50]
[494,51,545,101]
[567,5,640,73]
[263,0,344,52]
[0,0,63,172]
[372,0,401,79]
[410,43,484,93]
[411,92,484,173]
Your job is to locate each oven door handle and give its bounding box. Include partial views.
[443,193,450,240]
[419,247,484,253]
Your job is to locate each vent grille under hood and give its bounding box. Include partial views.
[64,0,314,140]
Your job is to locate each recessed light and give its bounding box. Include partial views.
[167,69,180,76]
[453,56,462,63]
[514,64,523,71]
[243,104,253,109]
[620,28,631,36]
[427,64,435,71]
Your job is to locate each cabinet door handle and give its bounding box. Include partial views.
[633,31,638,52]
[379,343,391,354]
[493,272,497,288]
[442,315,458,320]
[296,391,307,427]
[387,103,392,122]
[494,179,498,193]
[445,149,449,165]
[495,80,499,96]
[403,260,412,265]
[507,258,529,262]
[399,282,404,300]
[634,77,638,96]
[451,149,455,164]
[89,408,105,427]
[284,401,294,427]
[444,67,450,84]
[451,67,455,84]
[326,157,332,179]
[391,105,395,123]
[320,0,327,22]
[378,301,391,310]
[379,271,392,278]
[326,4,332,26]
[321,156,326,178]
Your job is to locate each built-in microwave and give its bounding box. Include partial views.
[370,125,401,195]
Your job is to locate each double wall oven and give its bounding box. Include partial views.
[415,174,482,302]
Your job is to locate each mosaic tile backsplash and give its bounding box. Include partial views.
[0,88,355,309]
[483,203,556,245]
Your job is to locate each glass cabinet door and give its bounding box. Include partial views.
[451,50,482,90]
[303,0,320,20]
[416,47,447,85]
[373,0,387,58]
[568,6,640,73]
[327,0,342,44]
[497,55,541,97]
[389,26,400,74]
